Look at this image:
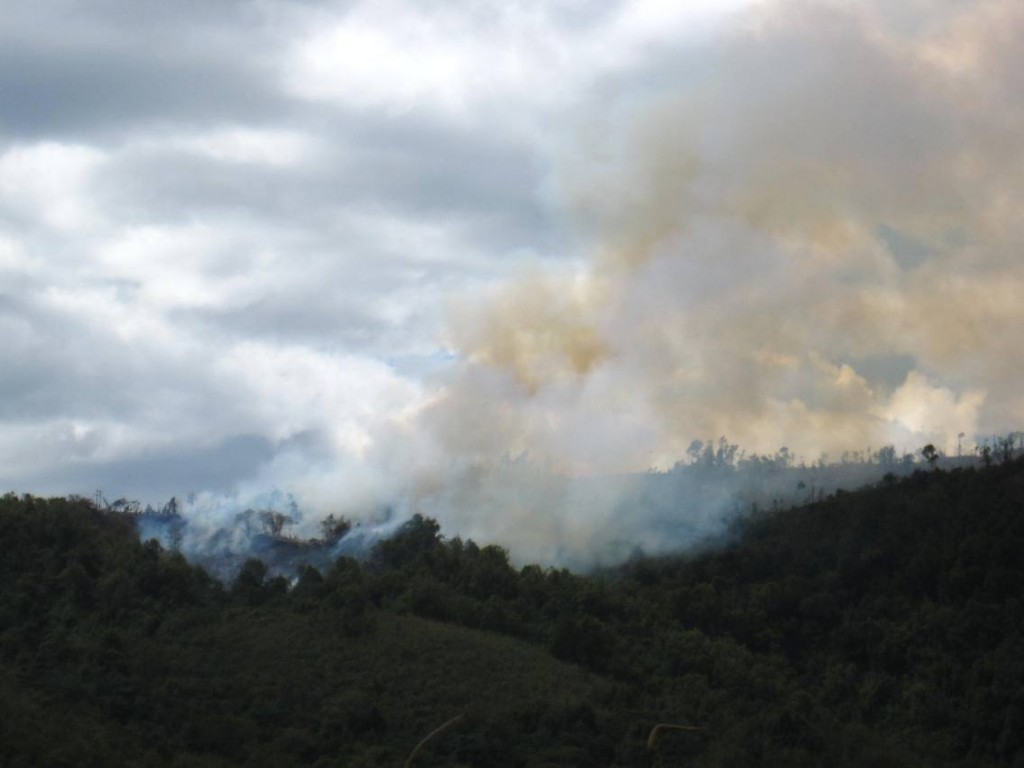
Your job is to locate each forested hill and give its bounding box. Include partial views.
[1,459,1023,766]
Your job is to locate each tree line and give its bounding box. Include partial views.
[1,455,1023,765]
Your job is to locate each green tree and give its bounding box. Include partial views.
[233,558,269,604]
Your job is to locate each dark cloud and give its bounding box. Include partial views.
[0,46,283,141]
[0,2,293,142]
[18,433,279,500]
[88,111,550,252]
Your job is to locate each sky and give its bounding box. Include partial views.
[2,0,1022,560]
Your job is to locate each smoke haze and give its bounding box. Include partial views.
[2,0,1022,567]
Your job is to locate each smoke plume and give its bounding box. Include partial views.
[151,0,1024,569]
[345,0,1011,558]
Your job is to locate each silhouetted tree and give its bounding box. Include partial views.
[319,513,351,542]
[875,445,897,470]
[258,510,292,537]
[921,444,938,469]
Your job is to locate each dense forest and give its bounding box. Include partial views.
[1,457,1023,766]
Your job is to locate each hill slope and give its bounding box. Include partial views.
[1,459,1022,766]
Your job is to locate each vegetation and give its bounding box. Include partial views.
[1,456,1023,765]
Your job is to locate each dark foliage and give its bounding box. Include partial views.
[1,459,1023,765]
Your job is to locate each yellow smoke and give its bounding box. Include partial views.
[435,0,1024,471]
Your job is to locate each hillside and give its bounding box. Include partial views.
[1,458,1023,766]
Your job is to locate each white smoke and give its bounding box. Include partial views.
[141,0,1024,568]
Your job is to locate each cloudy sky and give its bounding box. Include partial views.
[2,0,1022,550]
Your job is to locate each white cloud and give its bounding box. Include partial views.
[217,341,424,449]
[0,234,31,272]
[285,0,752,126]
[608,0,751,50]
[286,1,566,120]
[0,142,105,231]
[96,223,253,311]
[160,127,321,168]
